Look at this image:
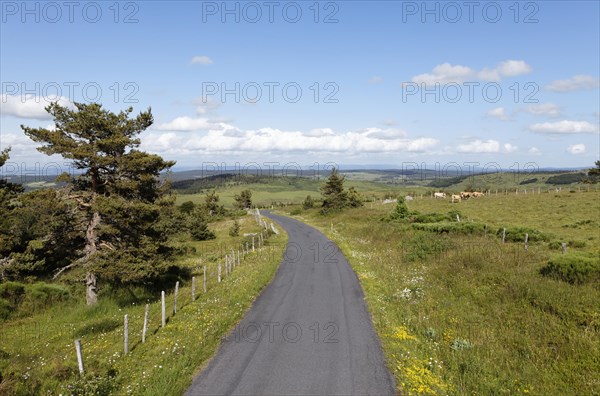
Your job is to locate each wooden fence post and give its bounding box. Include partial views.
[173,281,179,314]
[484,224,487,237]
[161,291,166,328]
[142,304,149,343]
[203,266,207,292]
[502,227,506,244]
[124,314,129,355]
[524,233,529,251]
[218,262,222,283]
[192,276,196,301]
[252,237,255,252]
[74,340,84,375]
[562,243,567,254]
[238,250,240,267]
[456,214,460,222]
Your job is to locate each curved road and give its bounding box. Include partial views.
[185,212,395,395]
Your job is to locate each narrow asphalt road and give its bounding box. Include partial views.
[185,212,395,396]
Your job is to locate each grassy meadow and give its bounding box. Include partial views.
[278,188,600,395]
[0,214,287,395]
[3,170,598,395]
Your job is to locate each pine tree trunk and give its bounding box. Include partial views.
[86,272,98,305]
[83,212,101,306]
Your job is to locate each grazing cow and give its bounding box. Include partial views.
[434,192,446,199]
[472,192,484,198]
[451,194,462,203]
[405,195,414,201]
[460,192,471,200]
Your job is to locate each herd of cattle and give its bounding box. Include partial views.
[433,191,485,203]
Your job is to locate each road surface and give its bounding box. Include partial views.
[185,211,395,395]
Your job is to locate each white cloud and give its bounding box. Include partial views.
[525,103,562,117]
[566,144,586,155]
[456,139,500,153]
[368,76,383,84]
[546,75,599,92]
[412,63,474,85]
[142,125,438,155]
[303,128,336,137]
[529,120,599,134]
[487,107,510,121]
[495,60,533,77]
[503,143,518,153]
[411,60,532,85]
[1,94,70,120]
[528,147,541,156]
[364,128,407,140]
[190,55,213,65]
[153,116,228,131]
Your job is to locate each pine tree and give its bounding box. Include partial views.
[587,160,600,183]
[234,189,252,209]
[321,168,348,211]
[21,102,176,304]
[205,190,224,216]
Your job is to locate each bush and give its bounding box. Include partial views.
[412,222,485,235]
[386,197,409,221]
[20,282,71,312]
[496,226,549,242]
[0,281,71,319]
[302,195,314,210]
[0,298,12,320]
[0,281,26,306]
[290,208,303,215]
[540,253,600,284]
[228,220,240,237]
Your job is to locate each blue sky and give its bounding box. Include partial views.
[1,0,599,173]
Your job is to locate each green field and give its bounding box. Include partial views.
[4,171,599,395]
[277,189,600,395]
[173,176,400,207]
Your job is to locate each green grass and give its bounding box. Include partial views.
[0,214,287,395]
[279,190,600,395]
[174,177,406,207]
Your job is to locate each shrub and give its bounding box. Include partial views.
[0,281,26,306]
[412,222,485,235]
[496,226,549,242]
[387,197,409,221]
[290,208,302,215]
[411,212,449,223]
[540,253,600,284]
[0,298,12,320]
[21,282,71,312]
[302,195,315,209]
[228,220,240,237]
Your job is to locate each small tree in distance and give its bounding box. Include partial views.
[587,160,600,183]
[320,167,348,212]
[302,195,315,209]
[234,189,252,209]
